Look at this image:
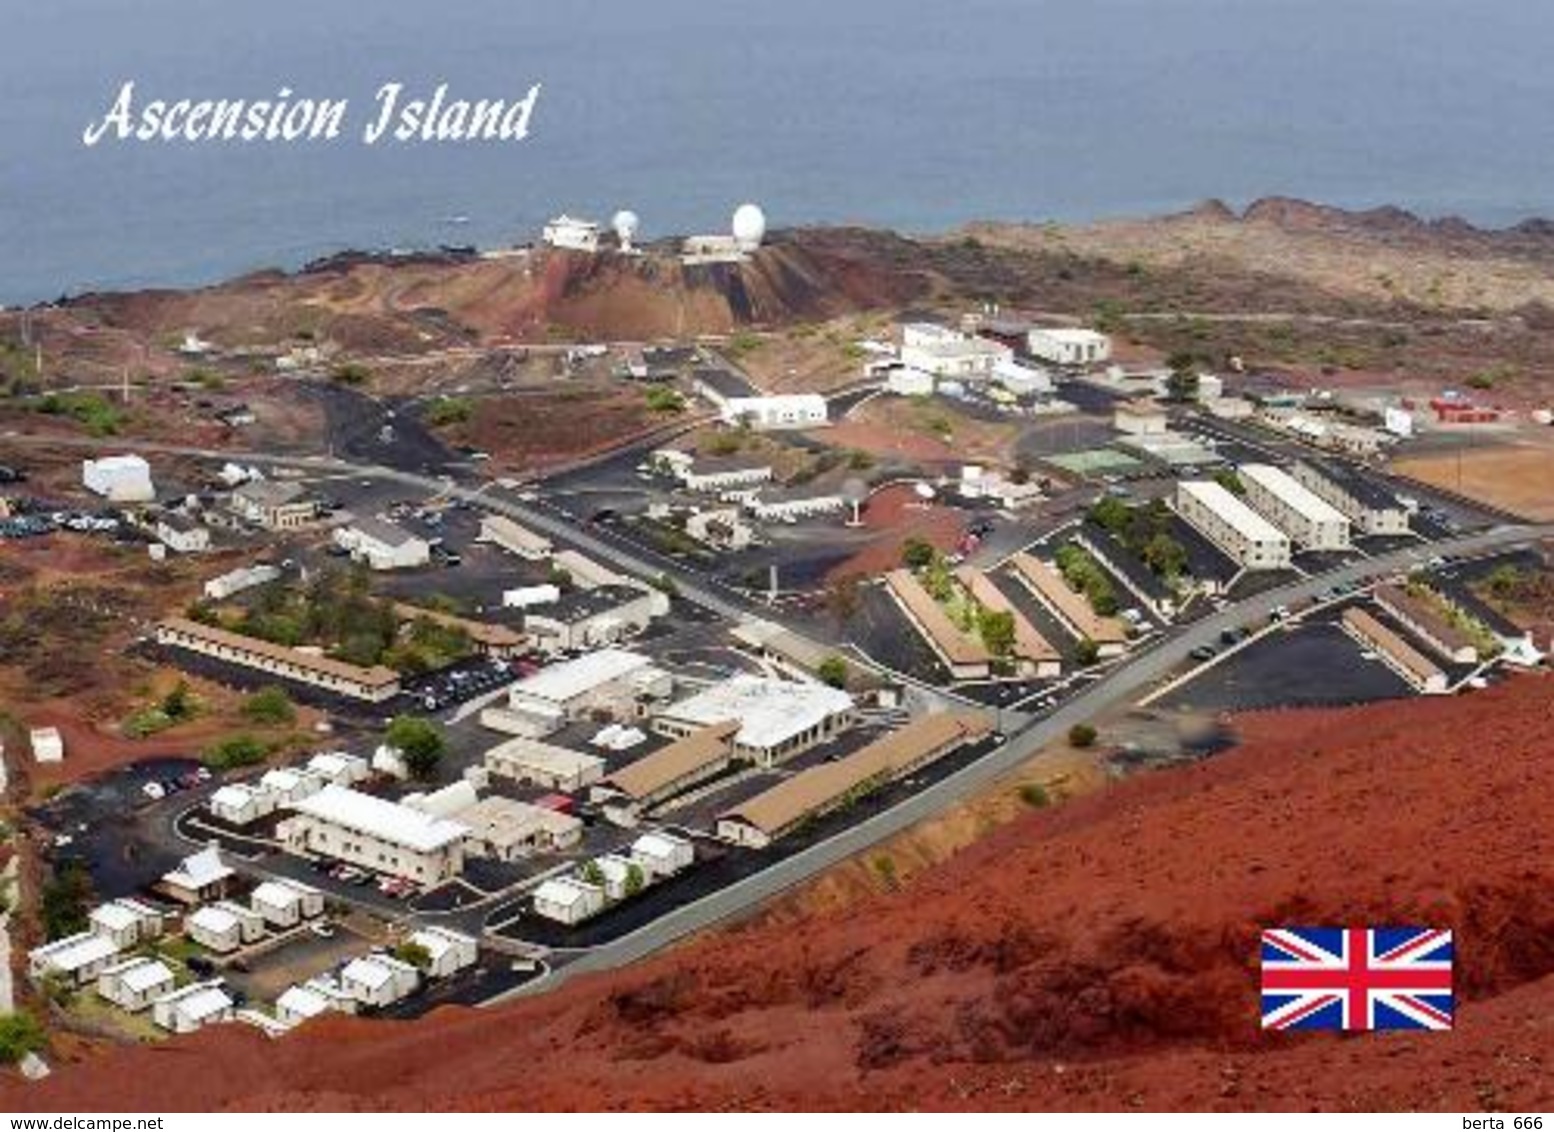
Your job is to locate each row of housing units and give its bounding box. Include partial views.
[882,555,1129,682]
[1174,459,1414,572]
[27,855,480,1036]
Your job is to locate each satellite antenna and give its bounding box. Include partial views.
[612,209,641,254]
[914,481,936,501]
[842,477,868,527]
[732,203,767,252]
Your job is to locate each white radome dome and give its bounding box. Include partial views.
[612,210,640,241]
[732,203,767,250]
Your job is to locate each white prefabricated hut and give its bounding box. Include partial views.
[96,957,176,1012]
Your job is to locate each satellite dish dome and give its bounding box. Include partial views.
[732,203,767,250]
[612,210,640,250]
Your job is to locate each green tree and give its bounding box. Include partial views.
[241,686,296,726]
[901,538,936,570]
[1074,638,1101,666]
[1141,533,1188,580]
[393,941,433,970]
[161,680,194,721]
[624,862,646,898]
[1068,723,1099,748]
[0,1012,45,1064]
[978,609,1016,657]
[817,656,849,689]
[580,860,606,887]
[204,734,268,770]
[1165,351,1201,402]
[652,573,679,597]
[1089,495,1132,532]
[385,716,445,780]
[41,862,93,940]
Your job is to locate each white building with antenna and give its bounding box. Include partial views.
[543,214,602,253]
[683,203,768,264]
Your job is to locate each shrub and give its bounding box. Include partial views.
[817,656,849,689]
[1067,723,1098,749]
[385,716,445,780]
[1018,783,1051,808]
[0,1013,45,1064]
[204,735,268,770]
[241,686,296,726]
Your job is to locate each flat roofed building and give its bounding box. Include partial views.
[203,564,282,601]
[488,649,670,739]
[899,323,1012,379]
[1006,554,1130,655]
[334,518,431,571]
[153,618,401,703]
[1113,400,1169,436]
[459,796,584,861]
[954,568,1062,678]
[483,736,606,793]
[1238,464,1352,551]
[746,487,847,523]
[96,957,175,1012]
[230,480,315,530]
[1341,607,1448,694]
[543,214,601,253]
[720,394,830,431]
[653,677,855,767]
[1374,583,1479,664]
[1027,327,1111,367]
[29,727,63,763]
[884,569,991,680]
[478,515,553,560]
[152,980,234,1034]
[592,721,740,818]
[552,548,629,591]
[279,784,468,883]
[523,584,667,655]
[718,713,991,848]
[1174,481,1293,571]
[1290,461,1411,536]
[82,454,154,503]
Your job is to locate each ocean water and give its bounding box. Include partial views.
[4,0,1554,305]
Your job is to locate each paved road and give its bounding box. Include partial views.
[9,430,1550,998]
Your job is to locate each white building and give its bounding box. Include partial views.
[230,480,316,530]
[185,901,265,953]
[745,489,846,523]
[483,736,606,792]
[275,982,341,1027]
[1290,461,1411,537]
[459,796,583,861]
[884,365,936,397]
[306,751,371,786]
[719,394,829,431]
[279,784,469,884]
[503,583,562,610]
[209,783,276,826]
[334,518,431,571]
[155,514,210,554]
[532,876,606,925]
[1175,480,1293,570]
[479,515,553,560]
[259,767,326,806]
[29,931,120,985]
[992,357,1054,396]
[1027,328,1111,367]
[29,727,63,764]
[590,854,640,901]
[82,455,154,503]
[340,954,420,1008]
[542,214,601,253]
[152,980,235,1034]
[630,830,695,880]
[160,846,235,905]
[88,899,165,950]
[1113,400,1169,437]
[408,926,479,978]
[899,323,1011,379]
[523,584,668,654]
[96,956,175,1012]
[250,879,325,929]
[653,675,855,766]
[1239,464,1352,551]
[485,649,672,739]
[203,564,282,602]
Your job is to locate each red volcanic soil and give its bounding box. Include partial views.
[9,677,1553,1111]
[825,484,967,583]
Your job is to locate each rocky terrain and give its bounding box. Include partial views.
[7,675,1550,1111]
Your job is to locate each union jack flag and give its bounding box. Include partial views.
[1261,927,1453,1031]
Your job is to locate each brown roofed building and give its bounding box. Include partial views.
[955,567,1062,678]
[884,569,991,680]
[391,602,526,658]
[153,618,401,703]
[591,721,741,823]
[717,713,991,849]
[1008,553,1129,655]
[1373,584,1479,664]
[1341,607,1448,695]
